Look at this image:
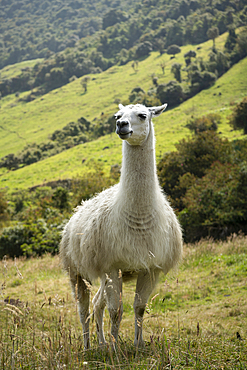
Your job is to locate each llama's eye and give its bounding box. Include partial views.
[115,114,122,120]
[138,114,147,120]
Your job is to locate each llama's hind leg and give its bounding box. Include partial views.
[92,280,106,346]
[71,276,91,350]
[105,270,123,345]
[133,269,160,347]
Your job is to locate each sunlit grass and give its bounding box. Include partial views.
[1,234,246,368]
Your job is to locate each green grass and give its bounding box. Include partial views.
[0,234,246,368]
[0,59,44,79]
[0,31,246,191]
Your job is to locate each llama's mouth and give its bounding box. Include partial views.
[118,130,133,140]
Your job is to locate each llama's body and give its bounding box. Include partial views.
[60,103,183,349]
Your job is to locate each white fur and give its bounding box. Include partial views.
[60,103,183,349]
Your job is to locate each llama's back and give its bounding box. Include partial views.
[60,183,182,281]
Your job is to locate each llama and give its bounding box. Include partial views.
[60,103,183,349]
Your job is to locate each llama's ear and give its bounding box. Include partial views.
[118,103,124,110]
[148,104,168,117]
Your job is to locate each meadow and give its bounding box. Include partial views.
[0,234,246,369]
[1,30,246,191]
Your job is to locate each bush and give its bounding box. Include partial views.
[180,161,247,241]
[190,70,217,92]
[156,80,184,107]
[157,131,232,210]
[0,190,9,226]
[135,41,153,58]
[167,44,181,57]
[157,128,247,241]
[171,63,182,83]
[186,113,221,134]
[0,220,63,258]
[228,96,247,135]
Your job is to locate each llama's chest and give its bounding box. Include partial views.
[120,209,157,233]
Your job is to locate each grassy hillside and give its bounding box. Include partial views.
[0,32,246,191]
[0,235,246,368]
[0,60,246,191]
[0,31,238,157]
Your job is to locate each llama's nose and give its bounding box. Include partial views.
[117,119,129,128]
[116,120,130,135]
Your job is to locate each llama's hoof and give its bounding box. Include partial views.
[134,339,145,348]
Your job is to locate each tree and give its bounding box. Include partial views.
[135,41,153,58]
[207,26,219,51]
[102,9,128,29]
[228,96,247,135]
[80,76,91,93]
[0,190,8,227]
[171,63,182,83]
[159,61,166,75]
[224,27,237,52]
[180,162,246,241]
[156,80,184,107]
[151,74,158,87]
[184,50,197,59]
[131,60,139,72]
[157,131,232,210]
[167,44,181,58]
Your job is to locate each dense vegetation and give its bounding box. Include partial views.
[1,0,247,98]
[157,115,247,241]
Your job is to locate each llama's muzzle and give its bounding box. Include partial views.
[116,119,133,139]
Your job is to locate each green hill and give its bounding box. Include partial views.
[0,47,246,191]
[0,32,233,158]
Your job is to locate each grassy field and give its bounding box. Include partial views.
[0,234,246,368]
[0,30,247,191]
[0,59,44,79]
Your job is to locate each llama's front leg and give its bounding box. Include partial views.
[92,280,106,346]
[134,269,160,347]
[72,276,91,350]
[105,270,123,345]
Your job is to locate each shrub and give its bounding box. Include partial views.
[228,96,247,135]
[190,70,217,91]
[167,44,181,57]
[186,113,221,134]
[157,131,232,210]
[180,161,247,241]
[207,26,219,50]
[52,187,70,210]
[135,41,153,58]
[156,80,184,107]
[0,220,63,258]
[0,190,9,226]
[171,63,182,83]
[184,50,197,59]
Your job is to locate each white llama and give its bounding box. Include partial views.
[60,103,183,349]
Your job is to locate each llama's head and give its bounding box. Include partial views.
[115,103,167,146]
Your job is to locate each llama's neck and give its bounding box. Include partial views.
[118,124,159,211]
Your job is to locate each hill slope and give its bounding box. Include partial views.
[1,54,246,192]
[0,32,231,158]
